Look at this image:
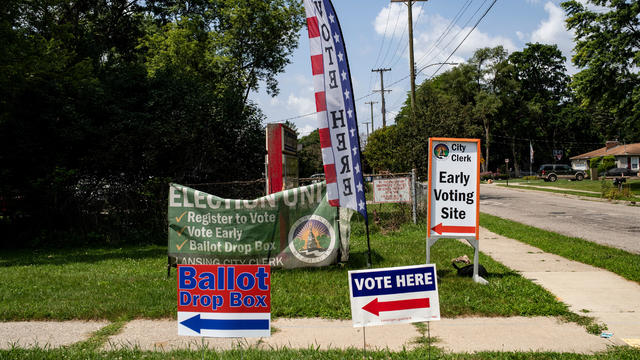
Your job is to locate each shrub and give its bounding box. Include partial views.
[597,155,616,174]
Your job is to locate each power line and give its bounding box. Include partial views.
[424,0,488,67]
[372,67,392,128]
[379,4,403,67]
[414,0,474,69]
[372,4,393,71]
[428,0,497,78]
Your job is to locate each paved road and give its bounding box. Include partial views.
[479,184,640,254]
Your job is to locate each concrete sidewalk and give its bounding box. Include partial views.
[477,227,640,347]
[1,227,639,354]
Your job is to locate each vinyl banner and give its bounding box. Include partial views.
[303,0,368,220]
[168,182,348,268]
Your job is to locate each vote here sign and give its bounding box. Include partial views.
[428,138,480,239]
[348,264,440,327]
[177,264,270,338]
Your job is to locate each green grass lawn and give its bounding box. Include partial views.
[1,206,571,322]
[4,204,637,358]
[2,345,639,360]
[491,178,640,200]
[479,213,640,284]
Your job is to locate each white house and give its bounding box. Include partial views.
[570,141,640,172]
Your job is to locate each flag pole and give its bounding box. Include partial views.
[365,217,372,268]
[327,0,372,268]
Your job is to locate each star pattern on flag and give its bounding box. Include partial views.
[303,0,367,221]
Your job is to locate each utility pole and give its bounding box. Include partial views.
[391,0,428,112]
[364,101,378,131]
[372,68,391,127]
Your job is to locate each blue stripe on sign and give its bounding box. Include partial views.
[351,267,436,297]
[206,319,269,330]
[180,314,269,333]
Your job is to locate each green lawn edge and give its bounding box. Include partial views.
[1,346,638,359]
[480,212,640,284]
[496,184,605,199]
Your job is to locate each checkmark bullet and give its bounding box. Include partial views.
[175,211,187,223]
[176,239,188,251]
[177,226,187,237]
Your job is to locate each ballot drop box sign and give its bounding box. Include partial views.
[427,138,480,239]
[178,264,270,338]
[348,264,440,327]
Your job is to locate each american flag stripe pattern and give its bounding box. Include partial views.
[303,0,368,220]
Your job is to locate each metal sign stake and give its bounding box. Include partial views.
[363,326,367,359]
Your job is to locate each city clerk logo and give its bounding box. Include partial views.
[288,215,336,264]
[434,144,450,159]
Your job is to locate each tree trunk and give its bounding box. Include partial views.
[511,137,520,177]
[484,122,490,172]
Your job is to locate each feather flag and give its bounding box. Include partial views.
[303,0,367,221]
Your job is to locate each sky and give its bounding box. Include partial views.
[249,0,583,138]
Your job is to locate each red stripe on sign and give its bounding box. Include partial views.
[328,199,339,206]
[324,164,337,184]
[311,55,323,75]
[319,128,331,148]
[307,17,320,38]
[315,92,326,112]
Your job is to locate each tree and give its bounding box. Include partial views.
[468,46,511,172]
[501,43,572,173]
[142,0,305,100]
[562,0,640,142]
[0,0,305,247]
[363,126,407,174]
[298,130,323,178]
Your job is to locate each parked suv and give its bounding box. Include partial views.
[537,164,586,182]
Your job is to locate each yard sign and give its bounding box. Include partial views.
[178,264,271,338]
[348,264,440,327]
[372,177,411,204]
[427,138,480,239]
[427,138,487,284]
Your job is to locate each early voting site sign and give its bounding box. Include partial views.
[178,264,270,338]
[348,264,440,327]
[427,138,480,239]
[168,182,347,269]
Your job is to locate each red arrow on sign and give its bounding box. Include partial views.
[362,297,430,316]
[431,223,476,235]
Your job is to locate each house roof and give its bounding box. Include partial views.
[570,143,640,160]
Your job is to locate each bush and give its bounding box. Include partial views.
[597,155,616,174]
[601,178,632,200]
[480,172,494,181]
[590,156,601,169]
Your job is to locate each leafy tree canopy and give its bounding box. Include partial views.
[562,0,640,142]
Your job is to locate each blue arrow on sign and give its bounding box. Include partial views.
[180,314,269,334]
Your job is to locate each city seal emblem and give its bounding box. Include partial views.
[288,215,336,264]
[434,143,449,159]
